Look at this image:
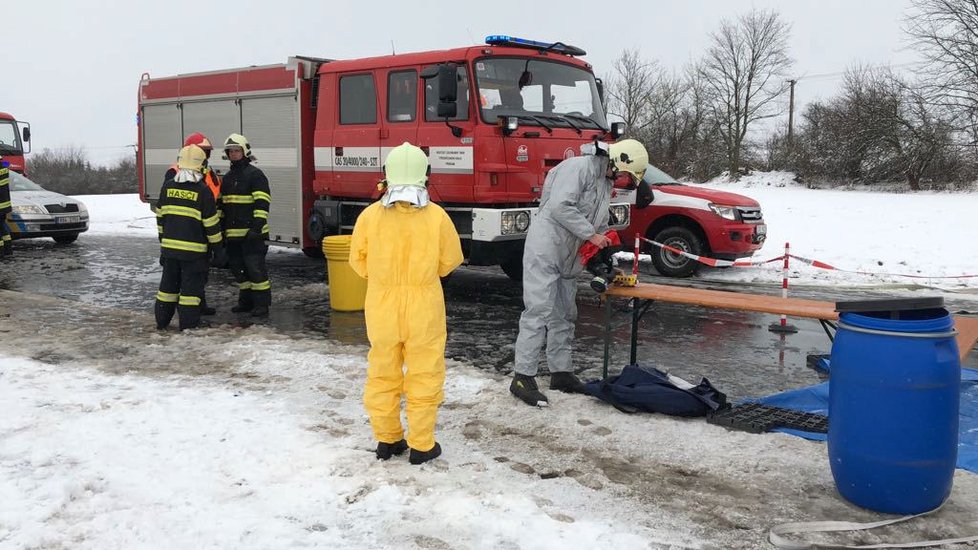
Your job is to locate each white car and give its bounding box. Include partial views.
[5,171,89,244]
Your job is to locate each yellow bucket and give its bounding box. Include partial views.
[321,235,367,312]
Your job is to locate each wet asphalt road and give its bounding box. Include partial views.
[2,233,976,400]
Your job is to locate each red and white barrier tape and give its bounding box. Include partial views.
[640,238,785,268]
[638,237,978,279]
[788,254,978,279]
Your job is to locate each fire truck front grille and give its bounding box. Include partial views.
[737,207,763,223]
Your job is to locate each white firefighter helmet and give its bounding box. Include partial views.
[608,139,649,182]
[223,133,254,159]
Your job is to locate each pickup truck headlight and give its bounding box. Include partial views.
[609,204,630,226]
[12,204,46,215]
[708,203,739,221]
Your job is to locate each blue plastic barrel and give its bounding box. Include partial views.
[828,301,960,514]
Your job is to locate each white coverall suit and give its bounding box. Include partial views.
[513,153,612,376]
[350,201,464,453]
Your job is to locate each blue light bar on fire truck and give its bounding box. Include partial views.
[484,35,587,56]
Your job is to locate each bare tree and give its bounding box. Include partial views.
[605,49,662,137]
[699,9,793,178]
[905,0,978,141]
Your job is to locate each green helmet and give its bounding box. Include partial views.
[384,142,429,187]
[608,139,649,182]
[223,133,253,159]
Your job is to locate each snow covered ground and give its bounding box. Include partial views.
[2,180,978,549]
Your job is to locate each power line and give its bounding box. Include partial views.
[796,61,925,82]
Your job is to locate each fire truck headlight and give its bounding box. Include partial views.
[609,204,630,226]
[501,210,532,235]
[501,212,516,235]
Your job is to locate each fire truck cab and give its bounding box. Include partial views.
[0,112,32,174]
[137,36,630,280]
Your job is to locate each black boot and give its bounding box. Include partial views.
[155,301,176,330]
[231,290,253,313]
[550,372,586,394]
[376,439,408,460]
[200,297,216,316]
[510,373,549,407]
[250,305,269,317]
[409,442,442,465]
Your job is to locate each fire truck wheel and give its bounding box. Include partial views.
[500,256,523,282]
[302,246,324,259]
[649,226,702,278]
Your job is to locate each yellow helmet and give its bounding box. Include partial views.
[608,139,649,182]
[223,133,253,159]
[176,144,207,171]
[384,142,429,187]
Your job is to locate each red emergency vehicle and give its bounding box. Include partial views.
[617,164,766,277]
[0,111,32,174]
[137,36,631,279]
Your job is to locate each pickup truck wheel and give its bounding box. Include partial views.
[649,227,702,277]
[500,256,523,281]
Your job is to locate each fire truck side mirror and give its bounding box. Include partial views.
[611,122,626,138]
[437,63,458,103]
[437,102,457,118]
[22,126,31,142]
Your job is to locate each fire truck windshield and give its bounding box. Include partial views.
[0,120,24,156]
[474,57,608,131]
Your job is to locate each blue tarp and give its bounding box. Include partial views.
[751,368,978,474]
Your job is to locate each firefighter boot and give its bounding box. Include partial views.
[250,289,270,317]
[155,301,176,330]
[550,372,586,394]
[510,373,549,407]
[231,290,253,313]
[200,293,216,316]
[376,439,408,460]
[409,442,442,465]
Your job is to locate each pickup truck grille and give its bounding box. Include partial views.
[737,206,763,223]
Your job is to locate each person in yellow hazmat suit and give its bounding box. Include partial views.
[349,142,464,465]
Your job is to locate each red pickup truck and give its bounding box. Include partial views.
[616,165,766,277]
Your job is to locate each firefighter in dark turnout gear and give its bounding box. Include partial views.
[155,145,227,330]
[219,133,271,317]
[0,156,12,258]
[164,133,222,315]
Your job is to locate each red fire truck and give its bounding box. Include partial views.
[0,111,32,174]
[137,36,632,280]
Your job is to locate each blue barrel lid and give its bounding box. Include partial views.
[835,297,943,316]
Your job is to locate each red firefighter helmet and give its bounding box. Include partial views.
[183,132,213,151]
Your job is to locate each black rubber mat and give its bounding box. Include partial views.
[707,402,828,434]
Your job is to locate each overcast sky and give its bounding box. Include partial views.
[4,0,919,167]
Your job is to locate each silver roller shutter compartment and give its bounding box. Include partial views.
[180,100,241,177]
[141,104,183,201]
[241,95,302,246]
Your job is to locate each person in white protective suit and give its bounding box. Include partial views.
[510,138,649,407]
